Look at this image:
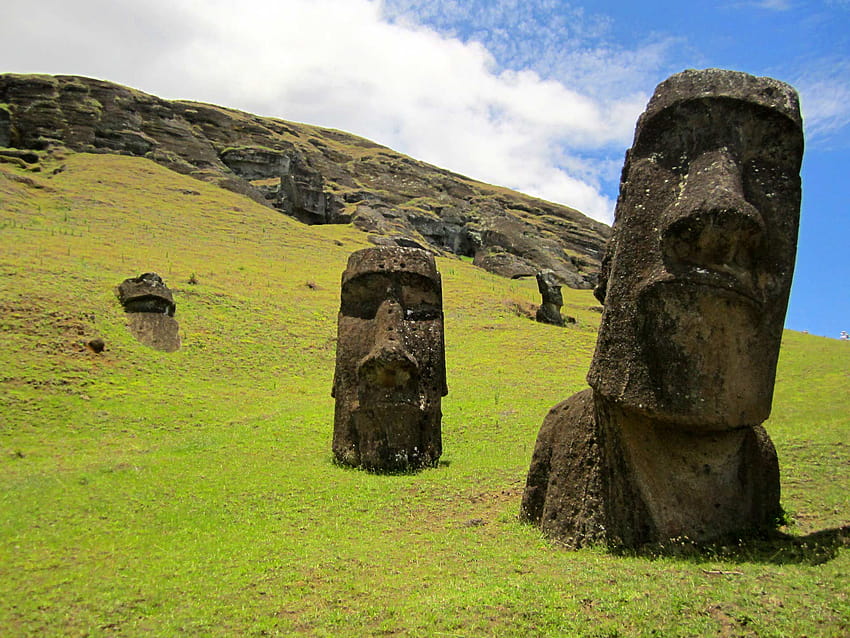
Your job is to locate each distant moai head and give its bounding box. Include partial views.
[332,247,447,471]
[535,270,565,327]
[536,270,563,307]
[116,272,180,352]
[588,69,804,429]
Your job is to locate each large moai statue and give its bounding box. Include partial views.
[332,247,447,471]
[521,69,804,548]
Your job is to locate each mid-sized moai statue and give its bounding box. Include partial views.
[535,270,565,326]
[521,69,804,548]
[332,247,447,471]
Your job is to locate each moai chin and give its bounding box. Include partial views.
[521,69,804,548]
[332,246,447,471]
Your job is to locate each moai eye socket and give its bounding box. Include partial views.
[400,273,441,321]
[403,304,440,321]
[340,273,393,319]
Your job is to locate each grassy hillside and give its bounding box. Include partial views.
[0,73,610,288]
[1,152,848,637]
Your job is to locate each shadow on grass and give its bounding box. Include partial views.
[329,456,450,476]
[616,525,850,566]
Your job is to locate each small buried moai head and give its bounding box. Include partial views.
[116,272,180,352]
[332,246,447,471]
[588,69,804,429]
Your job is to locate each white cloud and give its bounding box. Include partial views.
[382,0,679,101]
[729,0,794,9]
[795,59,850,145]
[0,0,666,223]
[754,0,794,9]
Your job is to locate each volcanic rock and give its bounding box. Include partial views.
[0,73,610,288]
[332,247,446,472]
[535,270,565,326]
[116,272,175,316]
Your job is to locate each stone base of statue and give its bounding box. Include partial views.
[333,402,442,472]
[520,389,782,548]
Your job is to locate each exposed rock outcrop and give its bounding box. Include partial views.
[0,73,610,288]
[0,105,11,147]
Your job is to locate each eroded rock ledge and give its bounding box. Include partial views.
[0,73,610,287]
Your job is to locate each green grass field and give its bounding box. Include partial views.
[1,152,848,636]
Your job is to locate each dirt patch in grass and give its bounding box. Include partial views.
[502,298,537,320]
[706,603,760,638]
[0,297,98,353]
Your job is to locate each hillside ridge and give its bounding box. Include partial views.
[0,73,610,288]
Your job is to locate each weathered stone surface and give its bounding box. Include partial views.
[332,247,446,471]
[476,215,598,287]
[278,154,347,224]
[522,390,781,547]
[116,273,180,352]
[473,249,537,279]
[219,147,347,224]
[0,148,39,164]
[535,270,565,326]
[116,272,175,316]
[0,105,11,147]
[219,146,291,181]
[521,389,609,544]
[522,69,803,548]
[87,337,105,353]
[0,73,610,288]
[589,69,803,428]
[126,313,181,353]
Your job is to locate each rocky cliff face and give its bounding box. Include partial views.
[0,73,610,287]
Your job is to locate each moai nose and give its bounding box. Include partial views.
[357,299,419,390]
[375,298,403,342]
[661,149,765,280]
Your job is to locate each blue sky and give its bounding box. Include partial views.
[381,1,850,339]
[1,0,848,337]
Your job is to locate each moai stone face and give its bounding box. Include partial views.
[117,272,176,316]
[588,69,804,430]
[332,247,447,471]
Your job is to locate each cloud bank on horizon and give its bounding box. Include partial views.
[1,0,848,225]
